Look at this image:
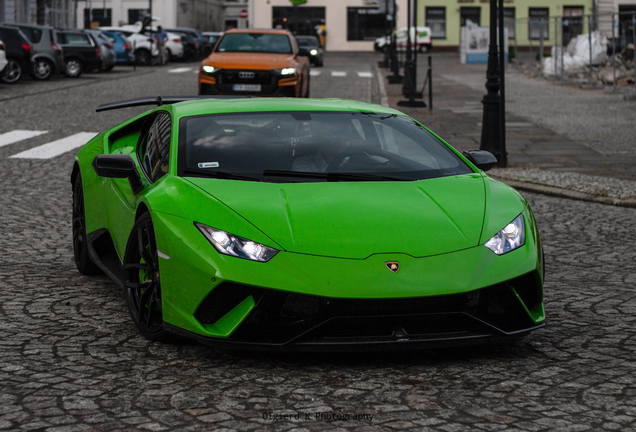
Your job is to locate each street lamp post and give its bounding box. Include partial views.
[479,0,506,166]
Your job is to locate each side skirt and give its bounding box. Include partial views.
[87,228,125,288]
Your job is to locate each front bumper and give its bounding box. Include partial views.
[199,68,298,97]
[152,210,544,351]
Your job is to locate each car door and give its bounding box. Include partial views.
[106,111,172,259]
[59,32,96,67]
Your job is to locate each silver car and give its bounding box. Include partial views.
[2,23,64,80]
[85,29,116,71]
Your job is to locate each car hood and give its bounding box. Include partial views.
[204,52,294,70]
[184,174,486,259]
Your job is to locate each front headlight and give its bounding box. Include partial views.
[484,214,525,255]
[310,49,318,55]
[275,67,297,76]
[195,223,278,262]
[201,65,219,74]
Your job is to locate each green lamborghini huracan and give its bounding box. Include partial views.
[72,96,544,351]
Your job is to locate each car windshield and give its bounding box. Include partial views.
[178,112,472,182]
[296,37,318,47]
[216,33,292,54]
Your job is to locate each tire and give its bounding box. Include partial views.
[123,213,172,342]
[64,58,83,78]
[1,59,23,83]
[72,172,102,275]
[33,58,53,80]
[136,49,151,66]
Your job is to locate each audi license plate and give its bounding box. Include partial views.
[233,84,261,92]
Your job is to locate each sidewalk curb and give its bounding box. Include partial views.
[492,177,636,209]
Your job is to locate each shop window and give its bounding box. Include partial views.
[528,8,549,40]
[347,7,388,41]
[426,7,446,39]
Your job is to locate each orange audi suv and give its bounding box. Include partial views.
[198,29,311,98]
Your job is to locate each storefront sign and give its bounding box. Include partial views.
[460,20,508,64]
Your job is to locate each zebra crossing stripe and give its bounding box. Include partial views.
[331,71,347,77]
[357,72,373,78]
[0,130,48,148]
[310,70,321,77]
[10,132,98,159]
[168,67,193,73]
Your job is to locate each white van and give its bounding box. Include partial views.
[374,27,432,53]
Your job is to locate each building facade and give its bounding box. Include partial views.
[250,0,409,52]
[223,0,248,29]
[418,1,595,51]
[1,0,75,27]
[74,0,224,30]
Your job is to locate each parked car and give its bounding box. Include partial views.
[139,28,184,63]
[201,31,222,57]
[374,27,433,53]
[99,26,158,66]
[85,29,116,71]
[101,30,134,64]
[0,25,34,83]
[56,29,102,78]
[0,38,7,75]
[175,32,198,61]
[1,23,63,80]
[166,27,208,59]
[295,35,323,66]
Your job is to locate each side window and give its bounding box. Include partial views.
[138,113,172,183]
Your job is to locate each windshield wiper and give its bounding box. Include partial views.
[182,168,261,182]
[263,170,411,182]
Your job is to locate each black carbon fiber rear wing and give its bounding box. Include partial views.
[95,95,255,112]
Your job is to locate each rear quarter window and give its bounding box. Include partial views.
[60,33,92,45]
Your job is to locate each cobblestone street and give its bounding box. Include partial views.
[1,55,636,431]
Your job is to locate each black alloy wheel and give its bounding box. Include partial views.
[1,59,22,83]
[64,58,83,78]
[136,49,151,66]
[123,213,171,342]
[33,58,53,80]
[72,173,101,275]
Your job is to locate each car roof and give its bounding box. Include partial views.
[224,28,291,36]
[169,98,401,118]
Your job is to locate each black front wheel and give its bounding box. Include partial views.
[123,213,172,342]
[1,59,22,83]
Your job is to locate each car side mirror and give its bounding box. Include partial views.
[297,47,310,57]
[92,154,144,194]
[462,150,498,172]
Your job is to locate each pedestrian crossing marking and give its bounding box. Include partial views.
[331,71,347,77]
[357,72,373,78]
[0,130,48,148]
[310,70,321,77]
[10,132,98,159]
[168,67,193,73]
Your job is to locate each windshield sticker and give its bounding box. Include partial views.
[198,162,219,169]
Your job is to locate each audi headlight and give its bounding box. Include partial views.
[196,223,278,262]
[276,67,297,76]
[484,214,525,255]
[310,49,318,55]
[201,65,219,74]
